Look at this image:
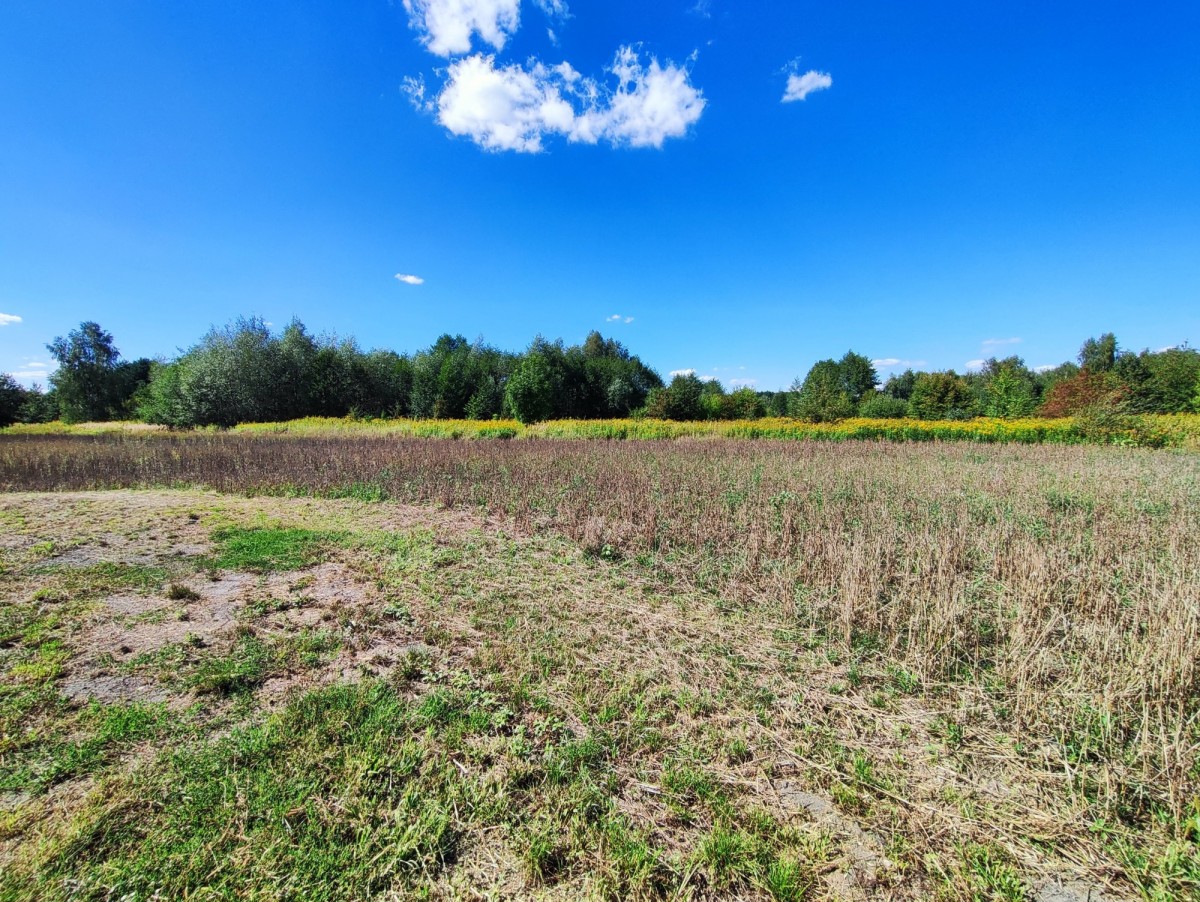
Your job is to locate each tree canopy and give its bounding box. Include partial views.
[5,323,1198,428]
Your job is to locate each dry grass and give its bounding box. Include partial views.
[1,436,1198,898]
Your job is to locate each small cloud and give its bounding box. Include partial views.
[0,313,22,327]
[402,0,521,58]
[395,273,425,285]
[871,357,926,369]
[1033,364,1056,373]
[729,378,757,388]
[690,0,713,18]
[533,0,569,20]
[605,314,634,324]
[7,365,56,385]
[981,337,1021,347]
[1156,345,1177,353]
[23,360,48,370]
[402,75,432,112]
[782,69,832,103]
[965,359,986,371]
[670,368,696,378]
[547,27,558,44]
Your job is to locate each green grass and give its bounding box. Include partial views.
[30,562,172,601]
[0,701,173,794]
[186,629,341,695]
[209,527,346,572]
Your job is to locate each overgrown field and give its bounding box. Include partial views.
[5,412,1200,447]
[1,436,1198,899]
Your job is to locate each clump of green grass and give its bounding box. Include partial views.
[164,582,200,601]
[210,527,345,572]
[1,701,173,794]
[187,629,340,695]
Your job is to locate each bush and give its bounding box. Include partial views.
[857,394,909,419]
[909,372,976,420]
[1038,370,1123,418]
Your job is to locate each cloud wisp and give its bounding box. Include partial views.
[981,337,1022,347]
[605,313,634,324]
[425,47,706,152]
[871,357,927,369]
[782,69,832,103]
[395,273,425,285]
[0,313,22,327]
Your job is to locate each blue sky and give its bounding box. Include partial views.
[2,0,1198,390]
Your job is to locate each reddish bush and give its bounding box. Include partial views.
[1038,370,1124,418]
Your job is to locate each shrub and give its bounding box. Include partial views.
[857,394,909,419]
[909,372,976,420]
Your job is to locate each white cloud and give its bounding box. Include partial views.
[729,378,757,388]
[690,0,713,18]
[395,273,425,285]
[669,368,696,378]
[1156,344,1177,353]
[0,313,22,327]
[782,70,832,103]
[533,0,569,20]
[605,314,634,323]
[965,359,986,371]
[981,337,1022,347]
[871,357,927,369]
[436,55,584,152]
[433,46,705,152]
[1033,364,1056,373]
[6,365,56,386]
[403,0,521,57]
[579,47,706,148]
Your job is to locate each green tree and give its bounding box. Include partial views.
[47,321,132,423]
[1138,346,1200,413]
[981,357,1037,418]
[504,352,560,423]
[0,374,24,427]
[880,369,918,401]
[789,361,855,422]
[837,351,879,405]
[1079,333,1118,373]
[909,371,976,420]
[19,384,59,423]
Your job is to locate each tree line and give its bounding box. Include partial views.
[1,320,1198,428]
